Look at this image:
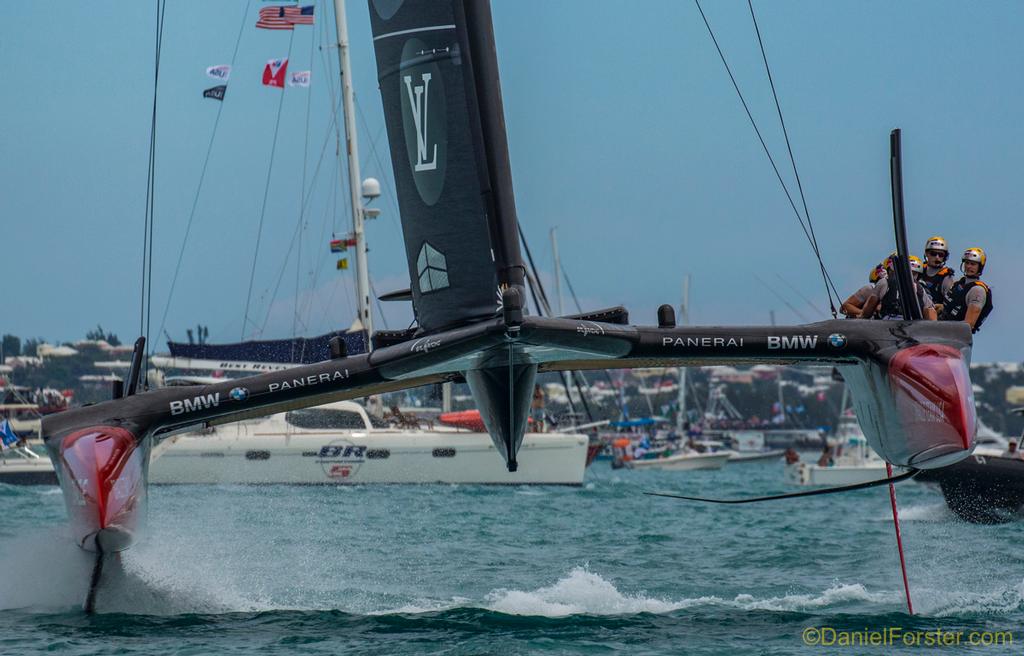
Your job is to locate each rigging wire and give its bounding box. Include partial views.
[752,273,811,323]
[139,0,166,386]
[774,272,828,320]
[293,1,321,359]
[692,0,841,317]
[258,95,348,337]
[747,0,840,317]
[242,28,297,339]
[157,0,252,346]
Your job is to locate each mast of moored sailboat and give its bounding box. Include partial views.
[332,0,373,348]
[675,275,690,435]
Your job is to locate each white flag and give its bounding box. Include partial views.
[289,70,311,87]
[206,64,231,81]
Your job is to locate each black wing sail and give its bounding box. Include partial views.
[368,0,525,333]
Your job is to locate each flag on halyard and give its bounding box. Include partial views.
[257,5,313,29]
[263,58,288,88]
[0,420,19,449]
[206,64,231,81]
[336,258,349,270]
[203,85,227,101]
[289,70,311,87]
[285,5,315,25]
[330,239,345,253]
[345,238,358,247]
[256,6,293,30]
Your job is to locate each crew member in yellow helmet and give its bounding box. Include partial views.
[919,236,955,312]
[860,255,937,320]
[841,260,888,317]
[940,247,993,333]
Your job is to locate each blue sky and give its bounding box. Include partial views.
[2,1,1020,362]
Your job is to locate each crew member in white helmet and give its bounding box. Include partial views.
[940,247,993,333]
[919,236,956,313]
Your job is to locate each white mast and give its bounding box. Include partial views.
[333,0,373,348]
[550,227,564,316]
[675,275,690,434]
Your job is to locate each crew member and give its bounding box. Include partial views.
[919,236,955,312]
[940,247,993,333]
[859,255,937,320]
[531,384,546,432]
[841,261,887,318]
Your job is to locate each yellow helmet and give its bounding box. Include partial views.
[962,247,987,274]
[924,236,949,256]
[908,255,924,275]
[869,264,885,283]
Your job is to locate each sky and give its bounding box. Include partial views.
[2,0,1021,362]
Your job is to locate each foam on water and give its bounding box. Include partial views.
[370,567,903,618]
[876,501,953,522]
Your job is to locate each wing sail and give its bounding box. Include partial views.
[368,0,525,332]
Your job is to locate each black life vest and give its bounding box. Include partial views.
[919,266,954,304]
[941,278,993,332]
[879,281,927,319]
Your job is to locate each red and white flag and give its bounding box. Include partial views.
[262,58,288,88]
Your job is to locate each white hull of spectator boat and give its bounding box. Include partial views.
[785,413,904,486]
[0,447,58,485]
[629,451,730,471]
[785,461,902,486]
[149,402,588,486]
[728,449,785,463]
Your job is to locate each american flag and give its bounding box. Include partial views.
[256,5,314,30]
[285,5,315,25]
[256,6,292,30]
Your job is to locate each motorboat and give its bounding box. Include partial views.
[719,431,785,463]
[150,401,589,486]
[785,412,904,486]
[628,449,730,471]
[0,445,58,485]
[914,414,1024,523]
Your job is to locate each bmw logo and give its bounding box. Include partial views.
[828,333,847,349]
[230,387,249,402]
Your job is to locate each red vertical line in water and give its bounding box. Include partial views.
[886,462,914,615]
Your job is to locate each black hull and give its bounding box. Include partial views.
[916,453,1024,524]
[0,469,58,486]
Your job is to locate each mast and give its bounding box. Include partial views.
[333,0,373,347]
[551,227,564,316]
[675,275,690,434]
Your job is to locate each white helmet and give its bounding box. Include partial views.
[961,247,987,274]
[908,255,924,275]
[924,236,948,254]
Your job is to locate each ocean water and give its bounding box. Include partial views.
[2,461,1022,654]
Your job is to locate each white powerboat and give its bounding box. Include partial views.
[785,412,903,486]
[0,446,57,485]
[628,450,730,471]
[716,432,785,463]
[150,401,588,485]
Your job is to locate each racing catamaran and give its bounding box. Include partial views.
[41,0,977,610]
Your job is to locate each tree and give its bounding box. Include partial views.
[85,324,121,346]
[1,334,20,359]
[22,338,43,358]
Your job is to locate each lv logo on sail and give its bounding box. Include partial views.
[403,73,438,172]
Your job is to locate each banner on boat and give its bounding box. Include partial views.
[203,85,227,101]
[263,58,289,88]
[289,70,311,87]
[206,65,231,81]
[0,419,19,449]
